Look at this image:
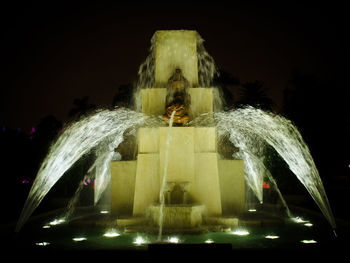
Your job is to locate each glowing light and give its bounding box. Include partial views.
[42,225,51,229]
[265,235,280,239]
[103,229,120,238]
[262,181,270,189]
[292,217,307,223]
[304,223,313,227]
[231,229,250,236]
[133,236,147,246]
[248,209,256,212]
[205,239,214,244]
[35,241,50,246]
[168,236,180,244]
[100,210,109,214]
[49,218,65,226]
[72,237,87,242]
[301,239,317,244]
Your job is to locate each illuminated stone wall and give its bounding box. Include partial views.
[110,30,245,220]
[155,30,198,87]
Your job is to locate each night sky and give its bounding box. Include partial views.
[1,1,349,132]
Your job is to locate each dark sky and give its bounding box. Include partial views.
[1,1,349,132]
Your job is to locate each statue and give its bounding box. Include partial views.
[163,68,191,125]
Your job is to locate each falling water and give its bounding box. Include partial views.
[133,31,218,112]
[215,107,336,229]
[15,108,151,232]
[157,110,176,241]
[16,30,336,236]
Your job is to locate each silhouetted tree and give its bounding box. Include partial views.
[0,128,35,222]
[283,70,350,180]
[32,115,63,168]
[236,80,274,111]
[68,96,96,119]
[112,83,133,108]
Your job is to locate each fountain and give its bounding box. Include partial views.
[15,30,336,248]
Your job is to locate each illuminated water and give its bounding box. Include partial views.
[16,92,336,234]
[158,110,176,241]
[11,205,339,252]
[15,30,336,237]
[214,107,336,229]
[15,108,157,232]
[133,32,219,111]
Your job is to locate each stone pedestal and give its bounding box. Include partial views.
[111,126,245,218]
[218,159,245,215]
[110,161,136,216]
[148,204,205,228]
[132,127,222,217]
[110,30,245,224]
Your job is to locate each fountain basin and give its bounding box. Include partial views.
[148,204,205,228]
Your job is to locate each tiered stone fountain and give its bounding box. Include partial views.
[110,31,244,232]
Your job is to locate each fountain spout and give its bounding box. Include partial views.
[164,182,176,205]
[179,182,190,204]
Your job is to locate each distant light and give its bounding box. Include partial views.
[205,239,214,244]
[49,218,65,226]
[248,209,256,212]
[83,177,93,186]
[42,225,51,229]
[265,235,280,239]
[304,223,313,227]
[231,229,250,236]
[301,239,317,244]
[292,217,307,223]
[103,229,120,238]
[21,179,30,184]
[133,236,147,246]
[168,236,180,244]
[72,237,87,242]
[35,241,50,246]
[100,210,109,214]
[262,181,270,189]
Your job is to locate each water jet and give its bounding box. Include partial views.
[14,30,337,251]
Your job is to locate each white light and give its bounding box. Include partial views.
[248,209,256,212]
[103,230,120,238]
[133,236,147,246]
[231,229,250,236]
[72,237,87,242]
[265,235,280,239]
[168,236,179,244]
[35,241,50,246]
[292,217,307,223]
[100,210,109,214]
[49,218,65,226]
[304,223,313,227]
[301,239,317,244]
[42,225,51,229]
[205,239,214,244]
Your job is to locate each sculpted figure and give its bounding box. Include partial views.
[163,68,191,125]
